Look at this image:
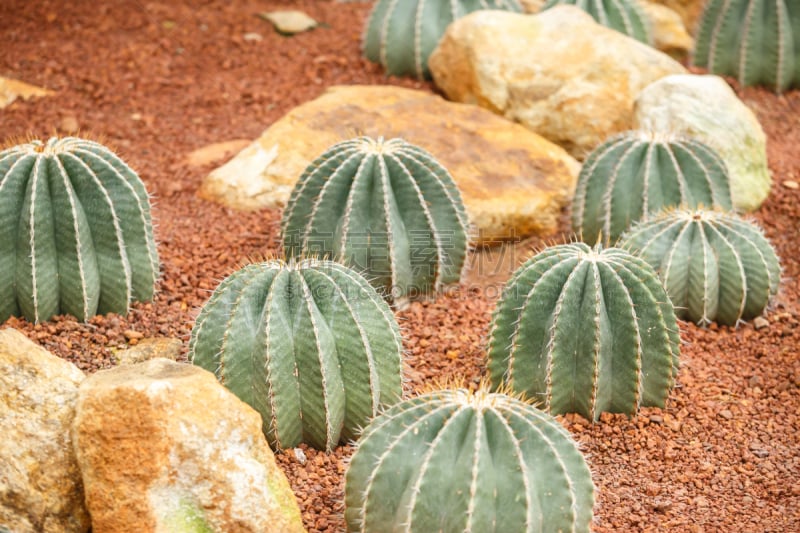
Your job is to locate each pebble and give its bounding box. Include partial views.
[753,316,770,330]
[718,409,733,420]
[259,10,318,35]
[243,32,263,42]
[294,447,307,465]
[783,180,799,190]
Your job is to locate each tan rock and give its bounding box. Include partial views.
[116,337,182,365]
[73,358,304,533]
[185,139,252,167]
[428,6,686,159]
[640,0,694,60]
[259,10,317,35]
[0,328,89,533]
[199,85,579,244]
[647,0,705,35]
[0,77,53,109]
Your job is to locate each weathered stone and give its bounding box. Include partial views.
[73,358,305,533]
[428,6,686,159]
[0,328,89,533]
[185,139,252,167]
[640,1,694,60]
[116,337,182,365]
[634,74,770,211]
[199,85,580,244]
[648,0,705,35]
[259,10,317,35]
[0,77,52,109]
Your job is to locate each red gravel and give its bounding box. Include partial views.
[2,2,799,532]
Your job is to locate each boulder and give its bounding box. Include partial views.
[634,74,770,211]
[647,0,705,35]
[0,328,89,533]
[0,77,52,109]
[72,358,305,533]
[199,85,580,244]
[116,337,182,365]
[428,6,686,159]
[640,0,694,60]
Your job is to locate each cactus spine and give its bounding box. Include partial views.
[620,208,781,326]
[572,131,733,245]
[344,388,595,533]
[542,0,652,43]
[281,137,470,305]
[487,242,680,421]
[189,258,403,451]
[0,136,158,323]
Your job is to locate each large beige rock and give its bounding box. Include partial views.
[640,0,694,60]
[0,328,89,533]
[0,77,52,109]
[634,74,770,211]
[73,358,305,533]
[199,85,580,244]
[429,6,686,159]
[648,0,705,35]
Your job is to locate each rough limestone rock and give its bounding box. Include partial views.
[0,77,52,109]
[73,358,305,533]
[640,0,693,59]
[199,85,580,244]
[0,328,89,533]
[634,74,770,211]
[116,337,182,365]
[428,6,686,159]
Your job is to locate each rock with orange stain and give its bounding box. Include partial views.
[0,77,53,109]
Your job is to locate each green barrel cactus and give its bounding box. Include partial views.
[281,137,470,304]
[363,0,523,79]
[542,0,651,43]
[189,258,403,451]
[693,0,800,92]
[620,208,781,326]
[344,388,595,533]
[487,242,680,421]
[0,136,159,323]
[572,131,733,246]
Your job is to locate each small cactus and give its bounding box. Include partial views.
[541,0,652,43]
[620,208,781,326]
[344,388,595,533]
[487,242,680,421]
[281,136,470,305]
[363,0,523,79]
[572,131,733,245]
[0,136,159,323]
[693,0,800,92]
[189,258,403,451]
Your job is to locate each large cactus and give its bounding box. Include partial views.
[487,242,680,421]
[620,208,781,326]
[693,0,800,92]
[541,0,652,43]
[363,0,523,79]
[189,258,403,451]
[344,388,595,533]
[572,131,733,245]
[281,137,470,305]
[0,136,158,323]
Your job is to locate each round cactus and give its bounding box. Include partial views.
[363,0,523,80]
[0,136,159,323]
[281,136,470,305]
[344,388,595,533]
[487,242,680,421]
[541,0,651,43]
[620,208,781,326]
[189,258,403,451]
[572,131,733,245]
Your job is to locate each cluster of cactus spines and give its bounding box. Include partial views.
[542,0,652,43]
[620,208,781,326]
[0,136,159,323]
[188,258,403,451]
[487,242,680,421]
[344,388,595,533]
[693,0,800,92]
[281,137,470,305]
[363,0,523,79]
[572,131,734,246]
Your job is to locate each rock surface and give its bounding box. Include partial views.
[0,328,89,533]
[428,6,686,159]
[72,358,305,533]
[185,139,251,167]
[634,74,771,211]
[640,0,694,59]
[116,337,182,365]
[199,85,580,244]
[648,0,705,34]
[0,77,52,109]
[259,10,317,35]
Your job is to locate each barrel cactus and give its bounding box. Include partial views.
[487,242,680,421]
[541,0,651,43]
[0,136,158,323]
[363,0,523,79]
[189,258,403,451]
[344,388,595,533]
[572,131,733,245]
[620,208,781,326]
[693,0,800,92]
[281,136,470,305]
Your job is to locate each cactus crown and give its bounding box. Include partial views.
[572,130,734,245]
[487,242,680,421]
[542,0,652,43]
[189,258,403,451]
[0,136,159,323]
[620,208,781,326]
[344,388,595,533]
